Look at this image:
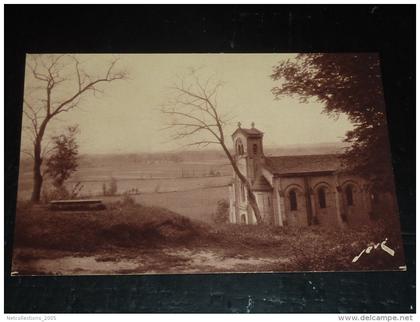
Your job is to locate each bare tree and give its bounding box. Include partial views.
[22,54,128,203]
[161,70,263,224]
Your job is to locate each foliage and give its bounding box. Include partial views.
[271,54,393,191]
[208,169,221,177]
[103,177,118,196]
[120,193,137,208]
[109,177,118,195]
[45,125,79,189]
[212,199,230,224]
[41,182,84,203]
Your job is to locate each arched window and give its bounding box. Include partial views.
[345,185,354,206]
[236,139,244,156]
[289,190,298,211]
[253,143,258,155]
[318,187,327,209]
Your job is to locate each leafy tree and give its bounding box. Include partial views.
[271,53,393,191]
[45,125,79,189]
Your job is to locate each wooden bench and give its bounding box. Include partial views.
[49,199,106,211]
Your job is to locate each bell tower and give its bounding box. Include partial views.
[231,122,264,182]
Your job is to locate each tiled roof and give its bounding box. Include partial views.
[231,127,263,138]
[264,154,343,175]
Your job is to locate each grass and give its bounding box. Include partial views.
[102,186,228,223]
[13,199,209,253]
[18,172,230,223]
[12,198,405,274]
[207,220,405,272]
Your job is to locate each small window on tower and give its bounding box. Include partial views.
[236,139,244,156]
[253,144,258,155]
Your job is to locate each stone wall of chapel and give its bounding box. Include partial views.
[276,174,371,228]
[279,177,308,227]
[307,175,340,227]
[337,175,371,226]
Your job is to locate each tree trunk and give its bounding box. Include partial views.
[30,117,49,203]
[245,183,264,224]
[220,142,264,224]
[30,139,43,203]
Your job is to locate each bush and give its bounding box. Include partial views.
[212,199,230,224]
[42,186,70,203]
[41,182,84,203]
[120,193,137,207]
[45,125,79,189]
[103,177,118,196]
[109,177,118,195]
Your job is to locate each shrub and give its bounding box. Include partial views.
[41,182,84,203]
[45,125,79,189]
[212,199,230,224]
[109,177,118,195]
[103,177,118,196]
[42,185,70,203]
[120,193,137,208]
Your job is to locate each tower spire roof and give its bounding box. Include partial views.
[231,126,263,138]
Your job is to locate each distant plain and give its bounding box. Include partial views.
[17,143,347,222]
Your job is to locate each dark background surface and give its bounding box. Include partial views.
[4,5,416,313]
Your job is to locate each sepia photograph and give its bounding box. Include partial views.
[11,53,406,275]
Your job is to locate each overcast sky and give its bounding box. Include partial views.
[21,54,354,155]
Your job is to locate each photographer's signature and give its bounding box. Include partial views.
[352,238,395,263]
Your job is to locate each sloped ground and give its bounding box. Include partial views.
[11,200,405,275]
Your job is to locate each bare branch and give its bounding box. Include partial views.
[161,69,264,224]
[49,58,127,116]
[21,149,35,160]
[41,140,56,159]
[22,54,128,202]
[27,57,50,82]
[184,140,219,148]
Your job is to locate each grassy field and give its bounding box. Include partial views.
[12,199,405,275]
[18,162,232,196]
[17,156,232,223]
[102,186,228,223]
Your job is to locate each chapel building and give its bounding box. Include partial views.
[228,123,374,227]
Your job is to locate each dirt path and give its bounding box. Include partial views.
[12,247,292,275]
